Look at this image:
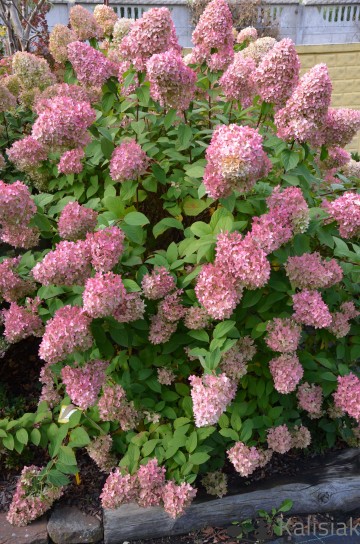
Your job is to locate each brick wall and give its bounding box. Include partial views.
[297,43,360,153]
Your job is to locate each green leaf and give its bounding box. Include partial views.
[185,164,205,178]
[68,427,90,448]
[164,109,177,130]
[186,432,198,453]
[320,372,338,382]
[124,212,150,226]
[91,323,115,359]
[177,124,193,150]
[189,452,210,465]
[190,222,212,237]
[278,499,293,513]
[213,320,236,339]
[47,469,70,487]
[100,137,114,159]
[3,434,14,450]
[58,445,77,466]
[219,428,239,441]
[16,428,28,445]
[183,197,209,217]
[30,428,41,446]
[153,218,183,238]
[281,149,300,171]
[230,411,242,432]
[142,439,160,456]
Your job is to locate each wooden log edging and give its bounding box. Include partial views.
[103,449,360,543]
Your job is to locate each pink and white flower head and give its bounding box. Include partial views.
[184,306,210,330]
[203,124,271,199]
[275,64,332,144]
[334,373,360,421]
[7,466,64,527]
[39,305,92,364]
[69,5,100,41]
[195,262,243,320]
[292,290,332,329]
[250,209,293,254]
[141,266,175,300]
[285,253,343,290]
[32,96,96,151]
[93,5,118,36]
[61,360,108,410]
[149,313,177,345]
[297,382,323,419]
[12,51,54,91]
[67,42,117,88]
[157,368,176,386]
[120,7,180,71]
[0,180,36,227]
[227,442,263,477]
[83,272,126,318]
[109,139,149,182]
[220,336,256,381]
[158,290,185,322]
[242,37,276,65]
[189,373,237,427]
[266,318,302,353]
[100,469,138,509]
[269,354,304,394]
[58,148,85,175]
[0,257,35,302]
[291,425,311,449]
[49,25,77,64]
[113,292,145,323]
[322,108,360,148]
[58,202,98,241]
[86,435,116,473]
[162,481,197,518]
[98,384,139,430]
[32,240,91,286]
[6,137,47,172]
[146,51,197,111]
[322,192,360,239]
[137,458,166,508]
[1,225,39,249]
[254,38,300,107]
[219,53,256,107]
[192,0,234,71]
[267,425,292,454]
[2,298,43,344]
[215,231,271,289]
[237,26,258,44]
[266,186,310,235]
[87,226,125,272]
[0,85,16,112]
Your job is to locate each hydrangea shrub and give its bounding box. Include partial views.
[0,0,359,526]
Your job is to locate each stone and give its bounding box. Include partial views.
[0,513,48,544]
[47,506,102,544]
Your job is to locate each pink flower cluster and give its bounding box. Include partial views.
[32,96,96,151]
[149,313,177,345]
[87,226,125,272]
[146,51,196,111]
[7,466,64,527]
[0,257,35,302]
[285,253,343,290]
[141,267,175,299]
[227,442,272,477]
[67,42,117,88]
[322,108,360,148]
[267,424,292,454]
[86,435,116,473]
[220,336,256,380]
[219,53,256,107]
[334,373,360,421]
[39,305,93,364]
[322,192,360,239]
[58,148,85,175]
[237,27,258,44]
[98,384,139,430]
[39,363,60,408]
[36,83,92,109]
[7,136,47,172]
[0,180,39,249]
[328,301,359,338]
[275,64,332,144]
[158,290,185,322]
[297,382,323,418]
[157,368,176,385]
[189,373,237,427]
[113,292,145,323]
[101,459,196,518]
[292,290,332,329]
[109,140,149,183]
[61,360,107,410]
[69,5,100,41]
[266,186,310,235]
[120,7,180,71]
[266,318,301,353]
[0,85,16,112]
[192,0,234,71]
[184,306,210,330]
[243,37,276,65]
[202,471,228,498]
[269,354,304,393]
[49,24,77,64]
[93,5,118,36]
[83,272,126,318]
[291,425,311,449]
[254,38,300,107]
[2,298,43,344]
[32,240,91,286]
[203,124,271,199]
[195,262,243,320]
[58,202,98,241]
